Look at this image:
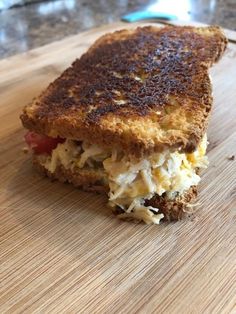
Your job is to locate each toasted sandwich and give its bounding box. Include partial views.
[21,26,227,224]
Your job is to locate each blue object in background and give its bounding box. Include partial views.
[121,11,177,22]
[122,0,191,23]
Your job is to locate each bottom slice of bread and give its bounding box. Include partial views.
[33,156,197,222]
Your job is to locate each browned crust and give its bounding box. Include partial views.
[21,26,227,156]
[145,186,197,221]
[33,157,197,221]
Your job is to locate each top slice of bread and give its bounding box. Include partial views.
[21,25,227,156]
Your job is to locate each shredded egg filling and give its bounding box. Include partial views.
[41,135,208,224]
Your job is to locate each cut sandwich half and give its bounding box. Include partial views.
[21,25,227,224]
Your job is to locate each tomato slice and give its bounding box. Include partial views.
[24,131,64,154]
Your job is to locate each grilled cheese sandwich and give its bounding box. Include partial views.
[21,25,227,223]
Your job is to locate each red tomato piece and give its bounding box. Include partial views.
[24,131,64,154]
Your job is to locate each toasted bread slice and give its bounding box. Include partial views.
[33,155,197,221]
[33,155,108,193]
[21,26,227,156]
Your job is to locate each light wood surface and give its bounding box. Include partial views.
[0,22,236,314]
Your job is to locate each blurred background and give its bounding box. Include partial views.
[1,0,236,59]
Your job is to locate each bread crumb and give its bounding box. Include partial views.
[22,147,29,154]
[227,155,235,161]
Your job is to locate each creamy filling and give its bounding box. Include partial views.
[40,135,208,224]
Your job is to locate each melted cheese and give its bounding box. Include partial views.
[44,140,81,173]
[42,135,208,224]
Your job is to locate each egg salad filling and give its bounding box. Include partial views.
[41,135,208,224]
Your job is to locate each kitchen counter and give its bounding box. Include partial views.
[0,0,236,60]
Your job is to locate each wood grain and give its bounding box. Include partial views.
[0,22,236,314]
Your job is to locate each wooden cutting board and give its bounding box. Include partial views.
[0,21,236,313]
